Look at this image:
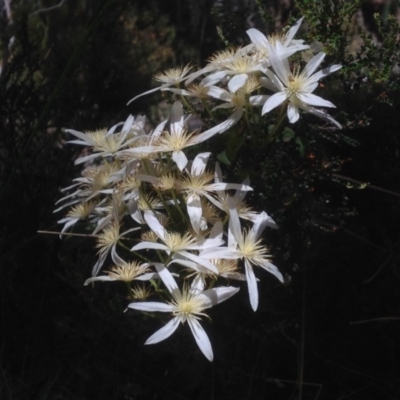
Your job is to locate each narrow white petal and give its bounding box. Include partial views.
[246,28,268,50]
[207,86,232,101]
[304,52,325,77]
[251,211,269,240]
[66,129,94,145]
[250,94,270,106]
[187,194,203,234]
[262,92,288,115]
[200,71,227,87]
[195,109,243,142]
[297,93,336,108]
[209,220,223,240]
[178,251,219,274]
[228,206,242,247]
[144,212,166,240]
[259,261,284,282]
[92,251,108,277]
[302,106,342,129]
[153,263,179,293]
[84,276,116,285]
[200,286,240,308]
[192,152,211,176]
[131,241,168,252]
[187,318,214,361]
[144,317,181,344]
[172,150,188,171]
[128,301,175,313]
[268,42,291,84]
[287,103,300,123]
[170,101,185,136]
[228,74,248,93]
[245,261,259,311]
[284,17,304,45]
[310,64,342,82]
[127,86,162,105]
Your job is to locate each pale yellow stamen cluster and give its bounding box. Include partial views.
[155,129,197,152]
[154,64,192,84]
[67,201,96,219]
[154,173,177,191]
[163,231,195,252]
[141,231,159,242]
[170,286,208,321]
[130,284,152,300]
[177,171,214,193]
[106,261,149,282]
[238,232,270,264]
[96,222,120,252]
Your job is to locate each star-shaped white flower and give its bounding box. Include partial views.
[128,266,239,361]
[261,42,342,127]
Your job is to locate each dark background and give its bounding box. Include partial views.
[1,1,399,399]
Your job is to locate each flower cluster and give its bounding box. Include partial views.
[55,17,341,361]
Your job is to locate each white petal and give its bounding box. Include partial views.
[84,275,116,285]
[302,106,342,129]
[201,70,228,87]
[228,74,248,93]
[192,152,211,176]
[144,212,166,240]
[228,206,242,247]
[187,318,214,361]
[187,194,203,234]
[200,286,240,308]
[251,211,270,240]
[131,241,168,252]
[304,52,325,78]
[262,91,288,115]
[207,86,232,102]
[178,251,219,274]
[195,109,243,142]
[249,94,270,106]
[246,28,268,50]
[170,101,185,136]
[287,103,300,123]
[284,17,304,46]
[144,317,181,344]
[128,301,175,313]
[310,64,342,82]
[152,263,179,293]
[259,261,284,282]
[172,150,188,171]
[127,86,162,105]
[297,93,336,108]
[209,220,223,240]
[267,42,291,84]
[245,261,259,311]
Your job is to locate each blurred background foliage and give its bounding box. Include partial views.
[1,0,400,399]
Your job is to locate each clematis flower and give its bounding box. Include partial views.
[261,42,342,127]
[131,212,223,274]
[128,267,239,361]
[177,152,252,234]
[200,208,283,311]
[246,17,309,63]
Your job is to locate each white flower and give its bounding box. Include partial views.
[261,42,342,127]
[84,260,156,285]
[130,212,223,274]
[246,17,309,63]
[177,152,252,234]
[128,266,239,361]
[200,209,283,311]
